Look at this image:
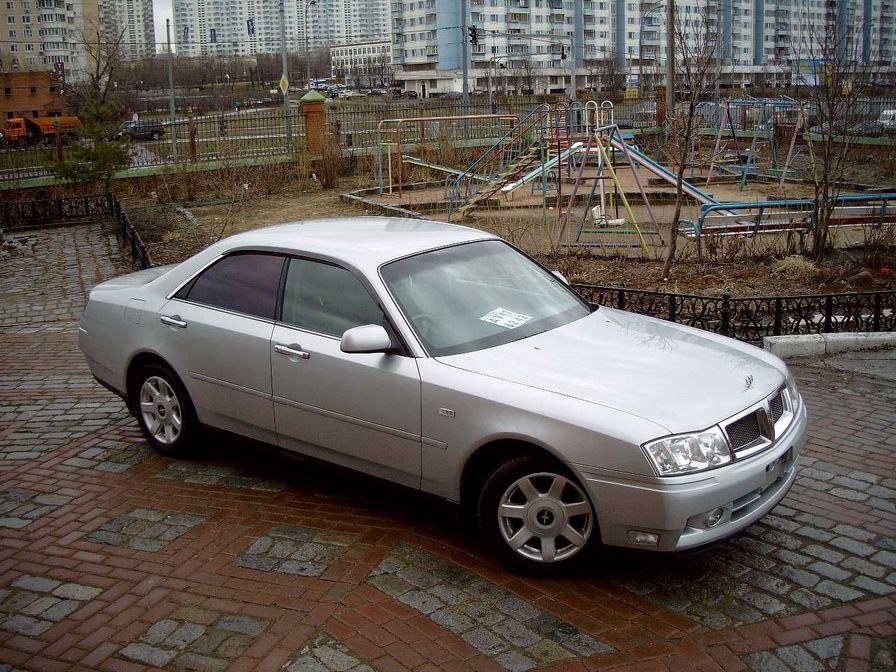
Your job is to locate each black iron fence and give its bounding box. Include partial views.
[572,284,896,343]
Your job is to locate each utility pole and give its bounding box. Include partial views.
[461,0,470,136]
[280,0,292,147]
[715,0,721,116]
[166,19,177,159]
[666,0,675,119]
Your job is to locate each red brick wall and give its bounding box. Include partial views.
[1,71,66,120]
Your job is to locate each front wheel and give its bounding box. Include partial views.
[130,363,197,457]
[477,455,598,574]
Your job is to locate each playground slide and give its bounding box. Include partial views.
[607,136,721,206]
[499,142,584,194]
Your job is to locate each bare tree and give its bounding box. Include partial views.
[595,50,627,93]
[661,4,721,279]
[67,18,128,110]
[792,2,881,262]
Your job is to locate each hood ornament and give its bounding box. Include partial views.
[745,375,754,390]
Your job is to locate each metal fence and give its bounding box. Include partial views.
[572,284,896,343]
[3,93,895,183]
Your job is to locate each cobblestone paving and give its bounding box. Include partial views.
[742,635,844,671]
[0,221,894,672]
[0,575,102,637]
[0,224,123,327]
[235,524,361,577]
[609,457,896,631]
[0,488,74,529]
[286,630,374,672]
[367,543,612,671]
[155,460,287,491]
[62,437,153,472]
[87,507,207,552]
[117,607,269,670]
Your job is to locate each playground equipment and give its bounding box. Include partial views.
[704,99,803,191]
[558,126,662,253]
[377,114,519,197]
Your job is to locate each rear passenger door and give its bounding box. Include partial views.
[158,252,285,444]
[271,257,422,488]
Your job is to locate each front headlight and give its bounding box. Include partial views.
[784,369,800,409]
[643,426,732,476]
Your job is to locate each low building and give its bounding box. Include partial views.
[330,40,392,89]
[1,70,66,120]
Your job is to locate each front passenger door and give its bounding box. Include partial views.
[272,257,422,488]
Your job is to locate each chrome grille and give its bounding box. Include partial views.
[769,392,784,424]
[726,412,762,450]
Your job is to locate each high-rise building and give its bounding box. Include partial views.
[98,0,155,60]
[390,0,895,96]
[172,0,390,59]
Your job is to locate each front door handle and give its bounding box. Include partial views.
[275,343,311,360]
[160,314,187,329]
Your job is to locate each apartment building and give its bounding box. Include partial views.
[390,0,895,96]
[1,0,93,80]
[330,39,392,87]
[98,0,155,60]
[172,0,390,59]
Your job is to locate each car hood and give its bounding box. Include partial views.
[437,307,783,435]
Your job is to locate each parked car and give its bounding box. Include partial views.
[79,218,806,573]
[876,109,896,133]
[117,120,165,141]
[398,90,419,99]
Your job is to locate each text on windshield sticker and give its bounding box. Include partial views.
[480,308,533,329]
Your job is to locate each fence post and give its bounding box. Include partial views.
[721,293,731,337]
[773,298,783,335]
[873,293,881,332]
[668,294,677,323]
[617,289,626,311]
[824,295,834,333]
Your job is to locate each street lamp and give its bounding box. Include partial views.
[488,55,508,110]
[304,0,316,89]
[638,1,664,97]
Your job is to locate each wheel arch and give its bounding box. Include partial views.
[459,438,590,516]
[125,351,185,413]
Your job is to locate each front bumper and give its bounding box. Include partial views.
[579,399,807,552]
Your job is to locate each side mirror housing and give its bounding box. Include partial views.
[341,324,392,354]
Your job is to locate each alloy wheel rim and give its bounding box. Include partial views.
[497,472,593,563]
[139,376,182,445]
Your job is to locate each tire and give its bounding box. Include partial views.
[130,363,197,457]
[477,454,598,575]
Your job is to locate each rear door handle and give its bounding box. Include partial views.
[160,315,187,329]
[275,343,311,360]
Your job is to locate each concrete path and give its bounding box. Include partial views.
[0,223,894,672]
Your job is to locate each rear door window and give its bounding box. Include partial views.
[176,252,285,320]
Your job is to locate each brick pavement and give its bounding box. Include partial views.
[0,222,894,672]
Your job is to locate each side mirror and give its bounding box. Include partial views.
[341,324,392,354]
[552,270,570,285]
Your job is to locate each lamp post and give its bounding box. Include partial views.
[304,0,316,89]
[280,0,291,146]
[638,1,664,97]
[488,55,508,110]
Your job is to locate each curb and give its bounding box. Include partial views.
[763,332,896,359]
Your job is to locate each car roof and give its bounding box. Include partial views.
[220,217,498,270]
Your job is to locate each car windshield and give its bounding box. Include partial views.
[381,240,591,356]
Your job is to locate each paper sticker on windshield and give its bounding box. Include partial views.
[480,308,532,329]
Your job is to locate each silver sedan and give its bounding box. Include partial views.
[79,218,807,573]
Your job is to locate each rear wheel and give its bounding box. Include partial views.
[477,455,597,574]
[130,363,197,457]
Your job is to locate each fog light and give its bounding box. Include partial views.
[628,530,660,547]
[706,507,725,528]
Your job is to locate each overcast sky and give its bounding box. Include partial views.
[153,0,174,51]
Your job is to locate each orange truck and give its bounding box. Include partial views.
[0,116,82,146]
